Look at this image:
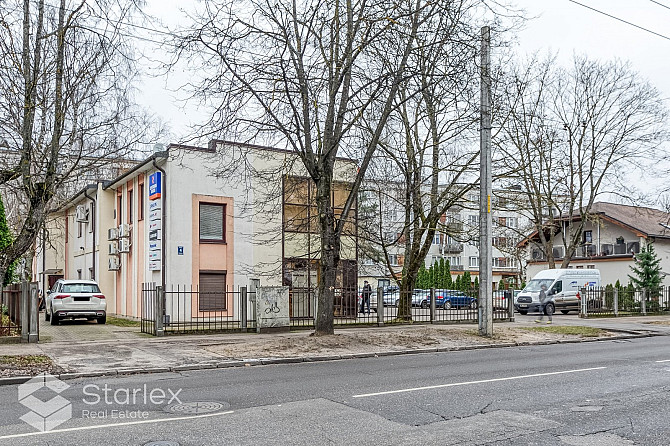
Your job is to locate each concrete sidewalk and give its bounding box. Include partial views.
[1,314,669,383]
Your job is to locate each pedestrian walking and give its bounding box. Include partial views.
[360,280,372,314]
[535,283,553,324]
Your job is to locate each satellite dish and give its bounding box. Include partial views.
[153,143,165,153]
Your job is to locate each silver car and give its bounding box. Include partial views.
[45,279,107,325]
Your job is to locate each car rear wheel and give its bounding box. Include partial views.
[421,301,428,309]
[45,308,50,322]
[443,301,452,310]
[560,310,570,315]
[50,308,59,325]
[97,315,106,324]
[469,300,478,310]
[518,310,528,315]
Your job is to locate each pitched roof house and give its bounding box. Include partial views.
[522,202,670,286]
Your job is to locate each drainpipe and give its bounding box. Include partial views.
[152,159,166,290]
[84,188,96,281]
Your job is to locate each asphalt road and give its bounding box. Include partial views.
[1,335,669,445]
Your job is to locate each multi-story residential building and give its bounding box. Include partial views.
[358,185,529,289]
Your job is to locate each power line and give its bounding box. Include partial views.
[648,0,670,12]
[567,0,670,42]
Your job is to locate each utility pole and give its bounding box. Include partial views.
[479,26,493,337]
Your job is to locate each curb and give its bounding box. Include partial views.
[0,331,664,386]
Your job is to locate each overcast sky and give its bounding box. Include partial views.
[139,0,670,144]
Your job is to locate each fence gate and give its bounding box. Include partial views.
[141,282,157,335]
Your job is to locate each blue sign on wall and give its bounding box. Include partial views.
[149,172,162,200]
[178,246,184,256]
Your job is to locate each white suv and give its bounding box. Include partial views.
[45,279,107,325]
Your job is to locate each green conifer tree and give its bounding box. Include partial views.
[0,194,16,286]
[628,244,662,290]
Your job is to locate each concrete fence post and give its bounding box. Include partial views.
[641,288,647,316]
[240,286,248,332]
[505,289,514,322]
[430,288,436,323]
[377,287,384,326]
[21,282,29,341]
[155,286,165,337]
[613,288,619,317]
[580,288,587,318]
[29,283,39,343]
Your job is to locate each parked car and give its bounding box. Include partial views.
[493,290,520,310]
[434,290,477,310]
[45,279,107,325]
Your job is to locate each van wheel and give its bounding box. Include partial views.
[560,310,570,315]
[421,301,428,309]
[544,302,555,315]
[518,310,528,315]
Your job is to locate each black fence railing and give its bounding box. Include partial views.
[0,284,22,337]
[579,286,670,317]
[140,284,514,335]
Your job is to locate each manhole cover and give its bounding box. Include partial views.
[164,401,230,415]
[143,442,180,446]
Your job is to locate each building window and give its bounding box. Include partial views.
[389,254,399,266]
[469,256,479,267]
[89,202,94,233]
[138,183,144,221]
[199,203,225,243]
[576,265,584,269]
[362,257,375,266]
[117,195,122,225]
[433,234,440,245]
[198,271,227,311]
[584,230,592,244]
[587,264,595,269]
[78,221,82,238]
[128,190,133,223]
[469,215,478,226]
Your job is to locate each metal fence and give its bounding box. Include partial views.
[0,284,22,337]
[579,286,670,317]
[141,283,513,335]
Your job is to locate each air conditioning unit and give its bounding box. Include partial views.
[118,223,131,238]
[108,227,119,241]
[75,205,89,222]
[108,257,120,271]
[118,238,131,253]
[108,242,119,256]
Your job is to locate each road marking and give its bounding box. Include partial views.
[352,367,607,398]
[0,410,234,440]
[656,359,670,363]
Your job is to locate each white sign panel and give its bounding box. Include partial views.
[148,251,161,261]
[149,209,161,221]
[148,241,160,252]
[149,261,161,271]
[149,199,161,212]
[148,219,162,231]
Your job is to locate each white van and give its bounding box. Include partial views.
[514,269,600,315]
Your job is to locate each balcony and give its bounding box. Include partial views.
[441,242,463,253]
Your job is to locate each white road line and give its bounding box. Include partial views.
[0,410,234,440]
[656,359,670,363]
[352,366,607,398]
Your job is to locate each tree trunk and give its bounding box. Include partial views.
[314,175,339,336]
[397,272,416,321]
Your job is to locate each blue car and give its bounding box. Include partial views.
[433,290,477,310]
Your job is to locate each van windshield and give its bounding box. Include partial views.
[523,279,554,292]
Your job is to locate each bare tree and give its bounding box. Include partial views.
[172,0,478,335]
[497,55,668,268]
[0,0,159,283]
